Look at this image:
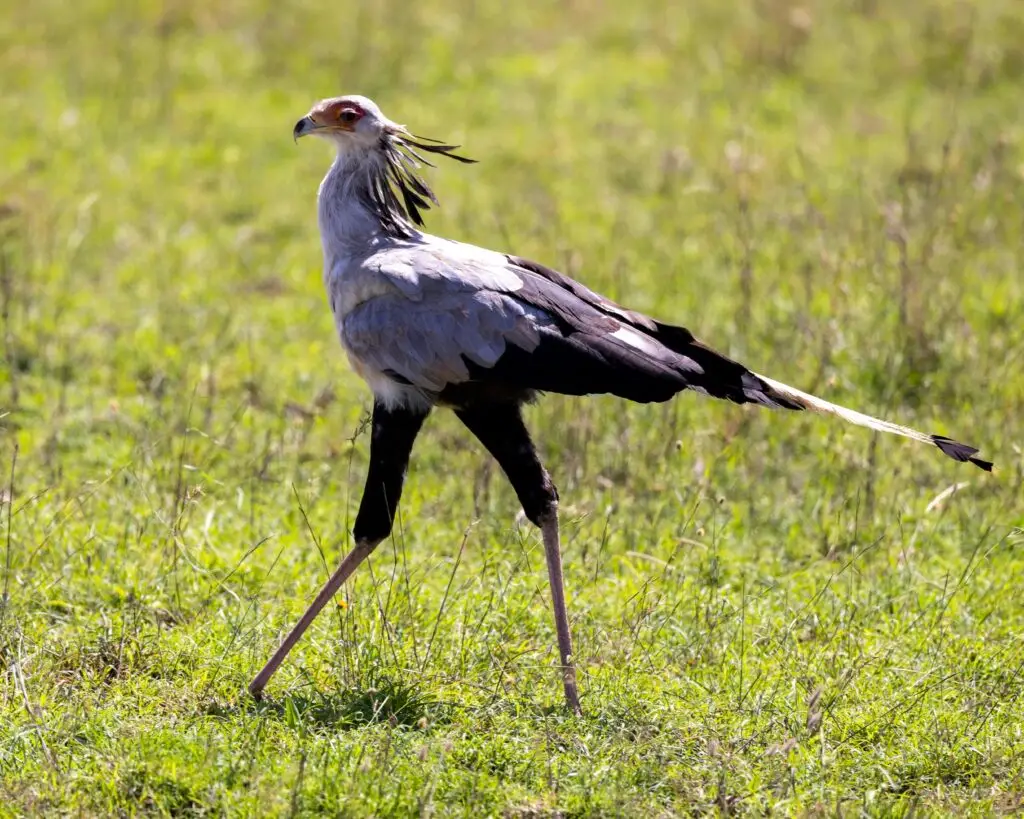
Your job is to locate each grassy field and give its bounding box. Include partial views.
[2,0,1023,814]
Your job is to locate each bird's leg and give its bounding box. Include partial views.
[249,400,429,698]
[248,538,381,698]
[455,403,583,715]
[538,507,582,715]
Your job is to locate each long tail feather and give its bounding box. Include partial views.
[752,373,993,472]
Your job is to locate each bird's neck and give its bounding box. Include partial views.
[318,152,385,255]
[318,148,422,264]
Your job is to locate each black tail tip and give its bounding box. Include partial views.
[931,435,994,472]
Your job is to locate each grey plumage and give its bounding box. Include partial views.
[344,288,549,393]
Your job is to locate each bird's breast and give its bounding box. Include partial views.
[325,258,402,321]
[323,261,433,411]
[342,348,431,410]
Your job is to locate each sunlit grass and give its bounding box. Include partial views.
[1,0,1023,814]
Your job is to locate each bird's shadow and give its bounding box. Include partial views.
[202,678,447,731]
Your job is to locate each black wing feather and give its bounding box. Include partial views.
[500,255,801,409]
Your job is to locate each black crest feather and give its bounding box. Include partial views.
[366,131,476,238]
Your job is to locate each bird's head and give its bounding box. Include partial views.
[293,94,476,237]
[293,95,397,149]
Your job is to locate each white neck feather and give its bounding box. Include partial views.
[317,153,379,258]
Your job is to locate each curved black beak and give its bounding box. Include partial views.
[293,116,316,142]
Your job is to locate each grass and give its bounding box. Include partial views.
[1,0,1023,814]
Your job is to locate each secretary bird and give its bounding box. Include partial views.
[249,95,992,713]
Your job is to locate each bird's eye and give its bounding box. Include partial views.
[339,108,360,124]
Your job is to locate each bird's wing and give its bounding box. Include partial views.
[343,242,756,405]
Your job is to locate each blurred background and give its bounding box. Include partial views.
[2,0,1023,814]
